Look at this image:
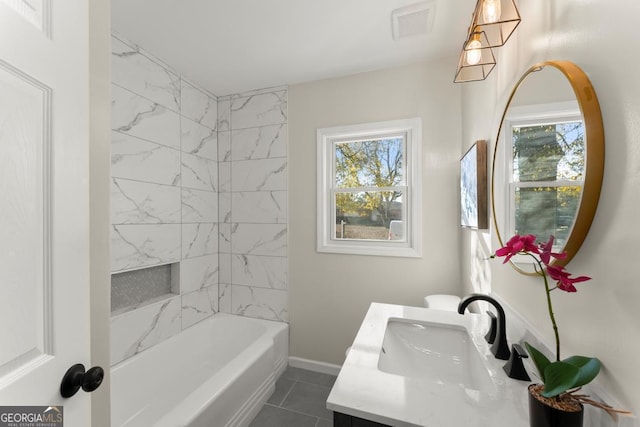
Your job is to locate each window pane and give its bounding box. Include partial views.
[335,191,404,241]
[335,137,404,188]
[512,121,585,182]
[514,186,582,250]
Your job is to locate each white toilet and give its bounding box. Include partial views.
[424,294,463,312]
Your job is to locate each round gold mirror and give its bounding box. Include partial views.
[491,61,604,271]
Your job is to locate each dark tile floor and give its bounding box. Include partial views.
[249,366,337,427]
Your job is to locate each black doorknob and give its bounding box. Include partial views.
[60,364,104,398]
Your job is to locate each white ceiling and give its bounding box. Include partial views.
[111,0,476,96]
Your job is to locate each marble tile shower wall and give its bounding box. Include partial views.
[110,34,220,365]
[217,88,289,322]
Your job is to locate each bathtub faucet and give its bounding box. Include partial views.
[458,294,510,360]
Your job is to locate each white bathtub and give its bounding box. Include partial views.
[111,313,289,427]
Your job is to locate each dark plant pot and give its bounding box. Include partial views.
[528,384,584,427]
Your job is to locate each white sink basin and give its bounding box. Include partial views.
[377,318,494,392]
[327,303,530,427]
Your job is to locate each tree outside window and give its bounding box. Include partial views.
[334,137,405,240]
[317,118,422,257]
[511,120,585,250]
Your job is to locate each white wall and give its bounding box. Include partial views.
[460,0,640,414]
[288,59,463,365]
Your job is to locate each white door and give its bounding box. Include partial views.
[0,1,95,425]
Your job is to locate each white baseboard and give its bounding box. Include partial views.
[288,356,342,376]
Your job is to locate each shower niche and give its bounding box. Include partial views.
[110,263,180,315]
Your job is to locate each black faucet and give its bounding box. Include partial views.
[458,294,511,360]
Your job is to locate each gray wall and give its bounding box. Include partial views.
[288,59,463,365]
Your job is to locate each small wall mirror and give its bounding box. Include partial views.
[491,61,604,271]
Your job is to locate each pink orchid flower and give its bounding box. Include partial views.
[546,264,591,293]
[492,233,608,400]
[495,234,539,263]
[539,235,567,265]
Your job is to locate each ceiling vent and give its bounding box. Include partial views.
[391,1,436,40]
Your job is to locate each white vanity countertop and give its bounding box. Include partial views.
[326,302,531,427]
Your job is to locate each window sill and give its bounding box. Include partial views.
[317,241,422,258]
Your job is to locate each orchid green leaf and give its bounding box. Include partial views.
[562,355,601,388]
[542,361,580,397]
[524,342,551,383]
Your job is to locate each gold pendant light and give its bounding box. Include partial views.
[473,0,521,47]
[454,30,496,83]
[454,0,521,83]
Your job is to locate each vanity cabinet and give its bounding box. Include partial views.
[334,412,391,427]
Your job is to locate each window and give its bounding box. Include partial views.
[317,118,422,257]
[503,102,584,252]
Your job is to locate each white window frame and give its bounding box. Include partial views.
[500,101,583,263]
[316,118,422,257]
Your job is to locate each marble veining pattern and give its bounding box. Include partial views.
[231,285,288,322]
[217,98,231,131]
[218,193,232,223]
[231,158,287,192]
[112,178,181,224]
[111,131,180,186]
[228,85,287,99]
[111,36,181,112]
[218,254,231,285]
[182,223,218,259]
[181,188,218,223]
[231,254,287,289]
[232,191,287,224]
[181,79,217,129]
[181,152,218,192]
[231,224,287,257]
[110,35,226,365]
[218,131,231,162]
[180,254,218,294]
[230,90,287,130]
[218,87,289,323]
[218,162,232,193]
[112,39,289,364]
[231,123,287,160]
[111,296,181,365]
[218,223,235,254]
[218,283,232,314]
[181,117,217,160]
[112,85,181,150]
[111,224,181,272]
[181,286,219,329]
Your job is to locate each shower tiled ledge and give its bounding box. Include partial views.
[111,292,178,317]
[493,293,637,427]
